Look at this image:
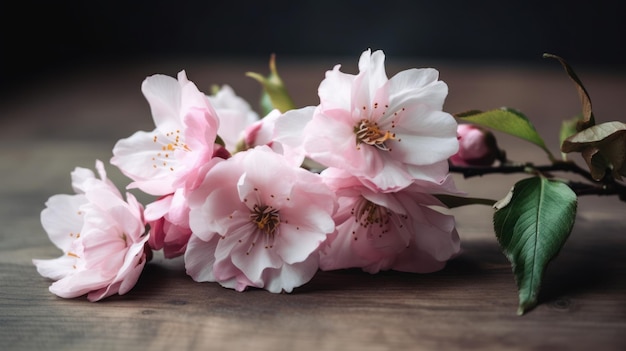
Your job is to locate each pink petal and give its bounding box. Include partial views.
[40,194,87,251]
[111,129,177,196]
[391,110,458,166]
[210,85,259,152]
[352,49,388,114]
[318,65,354,111]
[261,256,320,293]
[273,106,315,166]
[32,256,76,280]
[274,222,327,265]
[184,234,219,282]
[387,68,446,111]
[48,269,110,299]
[231,237,283,285]
[141,74,185,133]
[144,195,172,222]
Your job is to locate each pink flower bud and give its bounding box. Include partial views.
[450,124,499,166]
[243,121,263,149]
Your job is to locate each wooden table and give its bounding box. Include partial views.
[2,57,625,350]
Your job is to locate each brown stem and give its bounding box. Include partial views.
[449,162,626,201]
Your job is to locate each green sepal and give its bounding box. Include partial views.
[246,54,296,115]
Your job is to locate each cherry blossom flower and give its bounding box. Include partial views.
[208,84,259,153]
[185,146,337,293]
[111,70,221,196]
[290,49,458,191]
[33,161,149,301]
[245,107,325,169]
[319,167,460,274]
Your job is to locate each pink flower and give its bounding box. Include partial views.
[111,71,221,196]
[184,146,337,293]
[450,124,500,166]
[33,161,149,301]
[209,85,259,153]
[319,168,460,274]
[291,49,458,191]
[238,107,326,172]
[144,188,192,258]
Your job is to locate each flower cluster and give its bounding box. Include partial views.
[34,49,463,299]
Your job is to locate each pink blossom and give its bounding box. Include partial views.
[209,85,259,153]
[144,188,192,258]
[450,124,500,166]
[184,146,337,293]
[239,107,324,170]
[33,161,149,301]
[319,167,460,274]
[292,49,458,191]
[111,71,221,195]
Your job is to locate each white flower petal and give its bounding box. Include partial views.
[40,194,87,251]
[388,68,446,111]
[111,129,177,196]
[141,74,184,133]
[262,256,320,293]
[392,109,458,165]
[318,65,354,111]
[185,234,219,283]
[275,223,327,265]
[33,256,76,280]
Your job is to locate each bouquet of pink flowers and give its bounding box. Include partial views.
[33,49,626,315]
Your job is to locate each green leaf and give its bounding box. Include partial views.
[457,108,555,161]
[246,54,296,115]
[434,194,496,208]
[493,176,577,315]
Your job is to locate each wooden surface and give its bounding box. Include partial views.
[1,58,626,350]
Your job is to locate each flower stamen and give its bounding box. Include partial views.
[352,199,390,228]
[354,119,396,151]
[151,130,192,171]
[250,204,280,238]
[351,198,395,239]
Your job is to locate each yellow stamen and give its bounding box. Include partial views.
[353,200,390,228]
[250,204,280,238]
[354,119,396,150]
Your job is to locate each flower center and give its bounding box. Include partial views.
[250,204,280,237]
[354,119,395,151]
[352,199,390,228]
[151,129,191,171]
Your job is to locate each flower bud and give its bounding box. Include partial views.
[450,124,500,166]
[246,54,296,115]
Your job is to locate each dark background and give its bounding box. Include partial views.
[2,0,625,98]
